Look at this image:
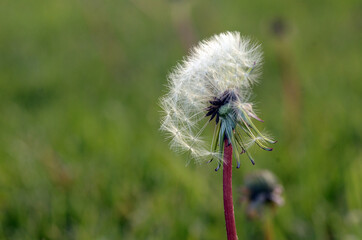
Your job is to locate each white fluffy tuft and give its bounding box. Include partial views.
[160,32,263,163]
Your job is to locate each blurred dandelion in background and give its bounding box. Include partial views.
[240,170,284,219]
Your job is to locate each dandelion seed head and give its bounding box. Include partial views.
[240,170,284,219]
[160,31,274,164]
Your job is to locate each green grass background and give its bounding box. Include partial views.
[0,0,361,239]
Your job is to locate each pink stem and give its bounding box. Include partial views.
[223,138,238,240]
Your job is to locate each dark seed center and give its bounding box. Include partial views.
[205,90,238,124]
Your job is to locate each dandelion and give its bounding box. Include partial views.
[241,170,284,219]
[160,32,275,168]
[160,32,276,240]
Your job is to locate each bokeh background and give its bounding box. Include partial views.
[0,0,361,239]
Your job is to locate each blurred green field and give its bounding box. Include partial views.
[0,0,361,239]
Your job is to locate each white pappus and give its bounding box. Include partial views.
[160,31,276,170]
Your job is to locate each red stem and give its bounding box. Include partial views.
[223,138,238,240]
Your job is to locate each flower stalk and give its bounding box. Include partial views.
[223,138,238,240]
